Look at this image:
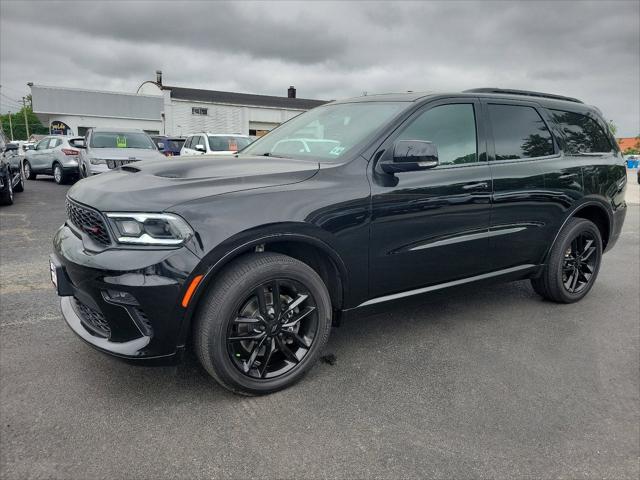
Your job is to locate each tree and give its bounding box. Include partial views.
[0,104,48,141]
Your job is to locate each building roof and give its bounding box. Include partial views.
[164,86,327,110]
[617,137,639,151]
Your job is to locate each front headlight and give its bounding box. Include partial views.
[105,212,193,246]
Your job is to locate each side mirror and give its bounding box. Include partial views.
[380,140,439,174]
[195,144,206,153]
[157,142,165,150]
[70,139,86,148]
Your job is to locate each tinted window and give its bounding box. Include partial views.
[550,110,611,154]
[397,104,477,165]
[208,136,252,152]
[489,104,554,160]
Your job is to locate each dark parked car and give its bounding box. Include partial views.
[151,136,185,156]
[1,141,25,205]
[51,89,627,395]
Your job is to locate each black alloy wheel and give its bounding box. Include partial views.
[195,252,332,395]
[0,174,14,205]
[227,279,319,379]
[531,217,602,303]
[561,231,598,294]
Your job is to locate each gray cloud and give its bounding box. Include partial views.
[1,0,638,135]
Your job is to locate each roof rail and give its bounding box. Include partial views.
[464,88,583,104]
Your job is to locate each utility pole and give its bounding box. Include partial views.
[8,112,14,140]
[22,97,30,139]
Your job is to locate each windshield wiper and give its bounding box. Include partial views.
[259,152,290,159]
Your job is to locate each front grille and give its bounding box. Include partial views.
[66,199,111,246]
[73,298,111,338]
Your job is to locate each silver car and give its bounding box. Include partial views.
[24,136,85,185]
[79,128,165,177]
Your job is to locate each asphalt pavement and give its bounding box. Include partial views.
[1,175,638,479]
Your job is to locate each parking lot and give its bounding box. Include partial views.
[1,176,638,479]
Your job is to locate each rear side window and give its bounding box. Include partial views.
[488,104,554,160]
[549,110,611,154]
[184,136,193,149]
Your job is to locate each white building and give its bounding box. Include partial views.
[29,84,163,137]
[30,72,326,138]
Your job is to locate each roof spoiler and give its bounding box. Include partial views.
[464,88,584,104]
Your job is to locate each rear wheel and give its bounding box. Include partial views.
[531,218,602,303]
[53,163,68,185]
[194,253,332,395]
[24,161,36,180]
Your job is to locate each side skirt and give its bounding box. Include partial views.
[351,264,538,310]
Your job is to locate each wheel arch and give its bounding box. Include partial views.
[178,230,349,346]
[543,200,612,264]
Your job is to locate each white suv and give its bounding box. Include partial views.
[180,133,253,156]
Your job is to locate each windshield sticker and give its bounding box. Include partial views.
[116,136,127,148]
[329,146,345,156]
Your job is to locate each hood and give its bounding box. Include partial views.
[67,155,319,212]
[88,148,165,162]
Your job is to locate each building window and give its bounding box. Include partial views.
[192,107,208,116]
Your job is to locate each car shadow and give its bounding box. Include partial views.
[72,278,543,401]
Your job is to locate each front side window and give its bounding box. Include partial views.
[208,136,252,152]
[488,104,554,160]
[241,102,407,162]
[550,110,611,154]
[90,132,155,149]
[36,138,50,150]
[397,104,478,165]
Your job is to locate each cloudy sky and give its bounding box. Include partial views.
[1,0,638,135]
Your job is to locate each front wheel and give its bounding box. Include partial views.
[194,253,333,395]
[24,161,36,180]
[531,218,602,303]
[0,174,14,205]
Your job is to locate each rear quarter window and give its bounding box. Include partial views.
[549,110,612,154]
[488,104,554,160]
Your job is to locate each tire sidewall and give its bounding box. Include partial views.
[202,258,332,394]
[53,163,64,184]
[552,219,602,302]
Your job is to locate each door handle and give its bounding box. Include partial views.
[462,181,489,190]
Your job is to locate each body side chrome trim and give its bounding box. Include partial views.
[356,264,536,308]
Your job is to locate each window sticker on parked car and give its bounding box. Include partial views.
[329,146,345,156]
[116,136,127,148]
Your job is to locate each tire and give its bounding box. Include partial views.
[79,163,88,179]
[13,165,24,192]
[0,173,14,205]
[194,252,333,395]
[24,161,36,180]
[531,218,602,303]
[53,163,68,185]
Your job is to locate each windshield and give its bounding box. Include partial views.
[91,132,155,149]
[241,102,406,161]
[208,136,252,152]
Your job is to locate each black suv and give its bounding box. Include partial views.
[51,89,627,395]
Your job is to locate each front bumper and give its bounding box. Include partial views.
[52,224,202,359]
